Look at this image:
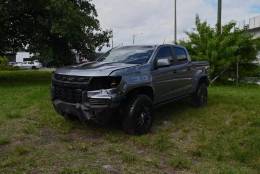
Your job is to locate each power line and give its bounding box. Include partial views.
[174,0,177,44]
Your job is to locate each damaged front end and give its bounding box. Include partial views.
[51,74,124,124]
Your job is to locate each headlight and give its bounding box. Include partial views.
[88,76,122,91]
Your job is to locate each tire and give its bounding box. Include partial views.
[32,66,37,70]
[122,95,153,135]
[192,83,208,107]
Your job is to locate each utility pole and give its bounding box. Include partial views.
[111,30,114,48]
[217,0,222,34]
[132,33,143,45]
[132,34,136,45]
[174,0,177,44]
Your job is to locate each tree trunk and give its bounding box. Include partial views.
[236,61,239,86]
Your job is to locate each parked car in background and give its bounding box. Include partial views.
[52,44,209,135]
[14,60,42,70]
[8,62,17,66]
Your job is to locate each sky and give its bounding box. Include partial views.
[93,0,260,49]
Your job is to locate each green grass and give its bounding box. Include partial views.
[0,70,259,174]
[0,136,10,145]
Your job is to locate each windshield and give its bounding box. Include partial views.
[97,46,155,64]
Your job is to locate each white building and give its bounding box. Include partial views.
[15,52,33,62]
[248,17,260,64]
[239,16,260,64]
[247,16,260,39]
[239,16,260,38]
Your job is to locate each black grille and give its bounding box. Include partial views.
[54,74,90,83]
[53,74,90,104]
[54,86,82,103]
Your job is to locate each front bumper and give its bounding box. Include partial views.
[52,88,124,123]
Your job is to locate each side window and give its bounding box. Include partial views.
[155,46,174,61]
[174,47,188,62]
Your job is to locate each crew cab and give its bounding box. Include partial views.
[51,44,209,134]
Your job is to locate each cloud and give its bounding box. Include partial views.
[93,0,260,48]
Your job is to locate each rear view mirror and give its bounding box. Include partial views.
[156,58,171,68]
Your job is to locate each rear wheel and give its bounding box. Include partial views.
[192,83,208,107]
[122,95,153,135]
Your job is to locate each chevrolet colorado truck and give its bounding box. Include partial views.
[51,44,209,135]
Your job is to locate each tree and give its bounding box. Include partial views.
[0,0,111,66]
[180,15,257,82]
[255,38,260,50]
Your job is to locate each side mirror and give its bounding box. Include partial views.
[156,58,171,68]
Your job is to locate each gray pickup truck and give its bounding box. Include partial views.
[51,44,209,134]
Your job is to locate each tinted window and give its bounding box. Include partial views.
[155,47,174,60]
[97,46,154,65]
[174,47,188,62]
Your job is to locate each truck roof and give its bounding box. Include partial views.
[117,44,185,49]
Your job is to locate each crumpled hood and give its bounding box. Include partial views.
[55,62,139,77]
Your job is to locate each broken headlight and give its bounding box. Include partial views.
[88,76,122,91]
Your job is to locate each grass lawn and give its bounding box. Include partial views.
[0,71,259,174]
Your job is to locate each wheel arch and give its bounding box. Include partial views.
[192,75,210,92]
[198,76,210,86]
[125,86,154,101]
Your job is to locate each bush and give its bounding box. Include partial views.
[0,56,8,66]
[0,56,18,71]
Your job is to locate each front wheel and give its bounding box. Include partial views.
[192,83,208,107]
[122,95,153,135]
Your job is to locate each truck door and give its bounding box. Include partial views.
[171,46,193,97]
[152,46,176,103]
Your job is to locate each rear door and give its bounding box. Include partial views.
[171,46,193,97]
